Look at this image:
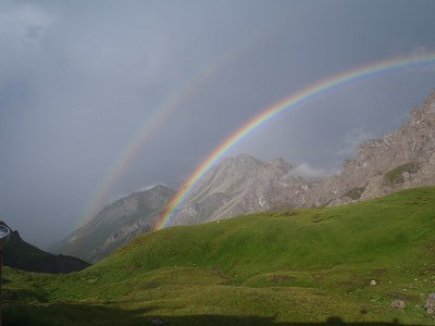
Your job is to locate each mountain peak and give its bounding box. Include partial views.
[232,153,260,161]
[219,153,262,167]
[59,184,176,262]
[139,184,172,193]
[175,154,315,225]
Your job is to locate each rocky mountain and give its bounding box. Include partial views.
[2,222,89,274]
[290,89,435,207]
[59,185,175,263]
[174,90,435,225]
[58,90,435,262]
[173,154,320,226]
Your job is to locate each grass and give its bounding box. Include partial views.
[4,187,435,325]
[343,187,366,200]
[385,162,420,185]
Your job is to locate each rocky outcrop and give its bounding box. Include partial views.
[2,222,89,274]
[172,154,320,226]
[286,90,435,208]
[391,299,406,310]
[426,293,435,315]
[59,185,175,263]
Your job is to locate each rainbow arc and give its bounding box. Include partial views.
[156,52,435,230]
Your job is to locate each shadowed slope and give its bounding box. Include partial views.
[2,222,89,274]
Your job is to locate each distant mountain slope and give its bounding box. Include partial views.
[59,185,175,263]
[2,222,89,274]
[173,154,320,226]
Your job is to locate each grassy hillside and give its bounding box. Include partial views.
[4,187,435,325]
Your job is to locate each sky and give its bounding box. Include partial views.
[1,0,435,247]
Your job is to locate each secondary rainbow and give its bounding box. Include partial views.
[81,34,265,225]
[82,63,226,223]
[156,51,435,229]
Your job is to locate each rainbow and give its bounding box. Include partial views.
[82,62,229,223]
[156,51,435,229]
[81,34,265,225]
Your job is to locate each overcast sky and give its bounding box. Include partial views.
[2,0,435,247]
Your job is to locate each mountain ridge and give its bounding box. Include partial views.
[293,89,435,207]
[172,154,319,226]
[60,90,435,263]
[59,184,175,263]
[174,90,435,224]
[1,222,89,274]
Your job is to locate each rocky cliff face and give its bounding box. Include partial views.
[291,90,435,207]
[2,222,89,274]
[173,154,320,225]
[59,185,175,263]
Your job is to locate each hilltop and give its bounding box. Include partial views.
[2,222,89,274]
[4,187,435,325]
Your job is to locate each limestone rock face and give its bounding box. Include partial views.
[292,90,435,207]
[173,154,319,226]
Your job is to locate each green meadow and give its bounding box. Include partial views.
[4,187,435,325]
